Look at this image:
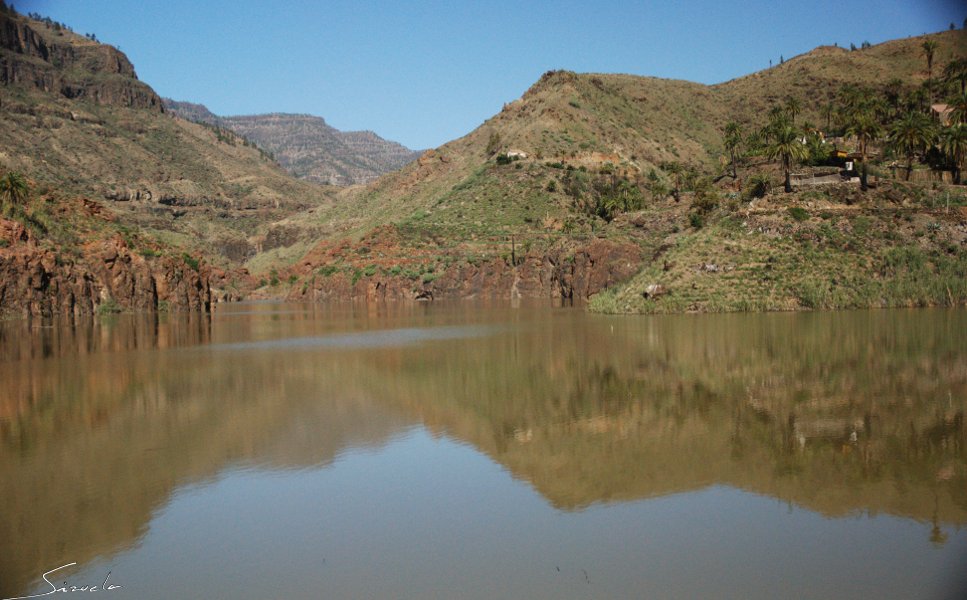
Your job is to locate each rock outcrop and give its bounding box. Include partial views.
[287,232,640,303]
[0,11,163,111]
[0,218,210,318]
[162,103,421,186]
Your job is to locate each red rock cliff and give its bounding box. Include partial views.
[0,218,209,318]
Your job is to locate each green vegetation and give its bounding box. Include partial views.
[922,40,939,82]
[845,112,883,190]
[590,184,967,315]
[4,13,966,318]
[745,174,770,201]
[944,58,967,96]
[486,131,501,156]
[765,120,808,193]
[294,32,967,316]
[181,253,200,272]
[724,121,742,179]
[939,123,966,183]
[567,172,646,222]
[96,298,122,316]
[0,170,28,216]
[890,112,937,180]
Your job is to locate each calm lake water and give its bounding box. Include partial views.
[1,302,965,599]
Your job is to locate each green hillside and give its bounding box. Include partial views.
[3,0,966,314]
[277,29,967,312]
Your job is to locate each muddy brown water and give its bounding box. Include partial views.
[1,302,965,599]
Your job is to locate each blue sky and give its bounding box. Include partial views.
[16,0,966,149]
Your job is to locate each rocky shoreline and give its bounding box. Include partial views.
[0,218,209,318]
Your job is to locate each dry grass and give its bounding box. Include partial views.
[590,186,967,314]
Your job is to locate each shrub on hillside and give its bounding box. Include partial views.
[744,174,770,201]
[690,177,719,214]
[486,131,501,156]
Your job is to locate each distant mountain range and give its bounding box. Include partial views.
[163,99,422,186]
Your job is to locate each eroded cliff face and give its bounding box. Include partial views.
[0,12,163,111]
[168,109,423,186]
[285,226,640,303]
[0,219,210,318]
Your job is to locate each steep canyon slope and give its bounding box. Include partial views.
[1,8,333,271]
[3,2,966,314]
[280,29,966,310]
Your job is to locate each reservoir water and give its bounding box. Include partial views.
[1,303,964,599]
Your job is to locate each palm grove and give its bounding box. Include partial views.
[735,46,967,193]
[555,41,965,232]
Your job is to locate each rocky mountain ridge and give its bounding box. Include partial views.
[2,2,965,314]
[274,29,967,308]
[0,8,162,111]
[164,99,421,185]
[1,8,334,277]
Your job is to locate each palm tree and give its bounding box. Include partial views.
[744,128,765,156]
[0,171,28,215]
[765,105,791,145]
[845,113,883,190]
[867,95,890,123]
[948,92,967,125]
[944,58,967,96]
[837,84,862,112]
[888,112,937,181]
[662,162,684,201]
[905,87,929,113]
[884,78,905,116]
[939,123,967,184]
[724,121,743,179]
[836,85,877,130]
[822,100,834,132]
[922,40,939,80]
[768,105,788,124]
[922,39,939,102]
[785,97,802,124]
[767,124,809,192]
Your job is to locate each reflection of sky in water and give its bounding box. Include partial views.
[43,429,967,600]
[208,325,503,351]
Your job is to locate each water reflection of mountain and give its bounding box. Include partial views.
[364,309,966,523]
[0,306,964,596]
[0,311,415,598]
